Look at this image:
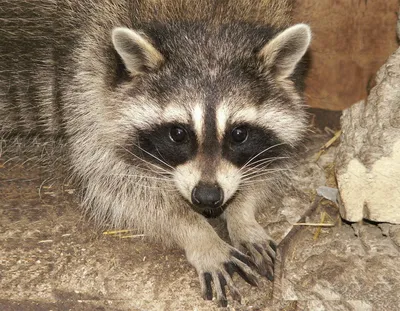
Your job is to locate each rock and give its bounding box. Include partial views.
[335,43,400,224]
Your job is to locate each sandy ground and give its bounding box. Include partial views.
[1,133,399,311]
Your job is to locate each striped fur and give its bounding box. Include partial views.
[0,0,310,305]
[0,0,293,138]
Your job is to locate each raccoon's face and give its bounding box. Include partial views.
[112,22,311,218]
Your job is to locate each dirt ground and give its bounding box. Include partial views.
[1,133,399,311]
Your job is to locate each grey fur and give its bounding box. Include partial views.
[0,0,310,305]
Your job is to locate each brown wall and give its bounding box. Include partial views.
[295,0,399,110]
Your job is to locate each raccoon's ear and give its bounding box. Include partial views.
[112,27,164,76]
[258,24,311,79]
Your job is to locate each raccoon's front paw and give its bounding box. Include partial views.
[240,238,276,281]
[229,223,277,281]
[187,243,259,307]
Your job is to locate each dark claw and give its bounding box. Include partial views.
[219,270,242,304]
[253,244,265,257]
[218,272,227,297]
[217,273,228,307]
[199,248,262,305]
[235,263,259,287]
[204,272,213,300]
[266,248,276,265]
[266,241,276,265]
[269,240,277,252]
[251,244,270,276]
[255,243,275,264]
[224,262,258,287]
[231,249,257,270]
[248,243,275,281]
[224,261,235,277]
[265,265,274,281]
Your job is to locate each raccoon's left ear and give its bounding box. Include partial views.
[112,27,164,76]
[258,24,311,79]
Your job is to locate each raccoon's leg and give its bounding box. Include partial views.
[224,202,277,281]
[85,181,258,306]
[175,214,260,306]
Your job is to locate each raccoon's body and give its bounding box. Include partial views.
[0,0,311,306]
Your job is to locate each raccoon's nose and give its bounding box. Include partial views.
[191,183,224,208]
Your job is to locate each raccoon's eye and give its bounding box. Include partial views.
[231,126,248,143]
[169,126,187,143]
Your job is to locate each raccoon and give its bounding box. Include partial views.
[0,0,311,306]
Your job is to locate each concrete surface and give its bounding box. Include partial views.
[1,134,400,311]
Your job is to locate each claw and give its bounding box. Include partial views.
[202,272,213,300]
[265,265,274,281]
[213,272,228,307]
[196,245,261,306]
[220,270,242,303]
[269,240,277,252]
[218,272,227,297]
[226,261,259,287]
[231,249,257,270]
[249,244,269,277]
[246,242,275,281]
[264,243,276,264]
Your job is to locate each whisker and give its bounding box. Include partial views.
[118,144,172,175]
[241,156,289,177]
[237,179,277,191]
[241,168,293,182]
[133,184,179,192]
[107,173,172,182]
[239,143,286,172]
[244,156,289,169]
[241,157,286,176]
[155,145,170,166]
[240,179,275,186]
[130,164,175,177]
[134,142,175,171]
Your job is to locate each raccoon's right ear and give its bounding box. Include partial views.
[112,27,164,76]
[258,24,311,80]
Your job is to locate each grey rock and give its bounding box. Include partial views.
[316,186,340,205]
[335,44,400,224]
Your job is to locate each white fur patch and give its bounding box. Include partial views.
[192,104,204,143]
[163,104,190,124]
[260,106,305,145]
[118,96,162,130]
[174,159,241,206]
[174,161,202,203]
[232,107,258,124]
[216,160,241,204]
[216,104,229,140]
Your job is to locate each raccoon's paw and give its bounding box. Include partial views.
[188,244,259,307]
[240,239,277,281]
[229,223,277,281]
